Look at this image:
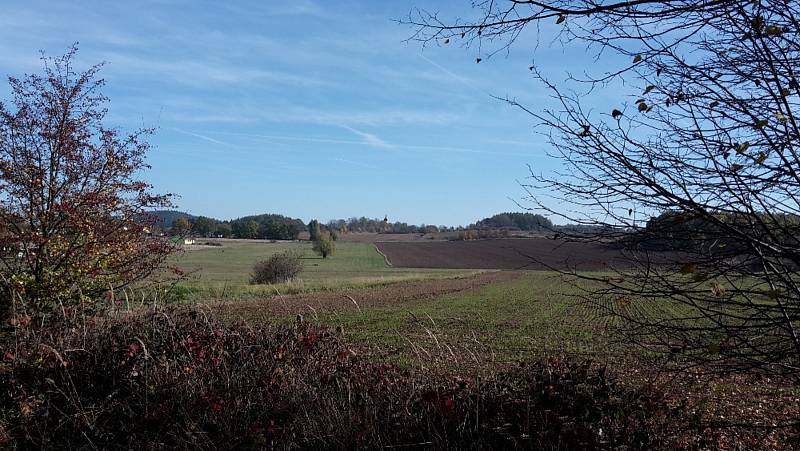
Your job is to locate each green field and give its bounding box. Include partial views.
[169,239,476,299]
[144,239,800,440]
[170,240,624,365]
[263,271,622,369]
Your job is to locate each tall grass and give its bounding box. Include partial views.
[0,306,710,450]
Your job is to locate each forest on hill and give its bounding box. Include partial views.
[149,210,570,239]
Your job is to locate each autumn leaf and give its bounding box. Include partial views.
[735,142,749,154]
[765,25,784,36]
[556,15,566,24]
[633,54,642,63]
[612,109,623,119]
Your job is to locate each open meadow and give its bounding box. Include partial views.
[165,237,800,444]
[168,237,623,364]
[168,239,479,300]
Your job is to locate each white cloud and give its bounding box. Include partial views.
[338,125,391,148]
[168,127,238,147]
[187,129,531,157]
[100,53,336,88]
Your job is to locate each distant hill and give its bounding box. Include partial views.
[147,210,196,228]
[472,212,553,231]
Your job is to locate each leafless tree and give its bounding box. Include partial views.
[404,1,800,380]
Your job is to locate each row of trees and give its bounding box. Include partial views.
[325,217,452,234]
[166,212,562,239]
[326,214,554,235]
[168,213,305,240]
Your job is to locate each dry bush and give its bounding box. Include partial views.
[250,251,303,284]
[0,307,778,449]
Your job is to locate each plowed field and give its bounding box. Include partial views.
[376,238,631,270]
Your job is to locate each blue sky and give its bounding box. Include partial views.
[0,0,613,226]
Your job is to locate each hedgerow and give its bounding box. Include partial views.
[0,308,773,450]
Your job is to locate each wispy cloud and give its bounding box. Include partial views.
[100,52,336,89]
[220,0,324,18]
[194,129,531,157]
[210,131,373,147]
[168,127,238,147]
[161,106,461,127]
[330,157,381,170]
[490,139,536,146]
[418,53,488,97]
[338,125,391,148]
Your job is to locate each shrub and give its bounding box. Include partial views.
[250,251,303,284]
[0,47,174,322]
[0,309,790,449]
[0,311,680,449]
[312,236,335,259]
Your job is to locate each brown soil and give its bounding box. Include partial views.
[338,232,550,243]
[338,232,454,242]
[375,238,632,270]
[213,271,521,321]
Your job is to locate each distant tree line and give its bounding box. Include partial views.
[325,217,452,235]
[152,210,616,241]
[471,213,552,231]
[153,211,305,240]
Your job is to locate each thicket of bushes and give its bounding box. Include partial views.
[454,229,511,240]
[0,308,741,450]
[471,213,553,231]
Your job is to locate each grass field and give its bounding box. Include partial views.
[167,240,668,367]
[167,239,618,365]
[168,239,476,299]
[218,270,623,369]
[330,273,611,362]
[27,239,798,448]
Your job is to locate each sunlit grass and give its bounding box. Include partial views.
[167,239,476,300]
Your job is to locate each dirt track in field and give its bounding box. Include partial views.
[214,271,522,321]
[375,238,631,271]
